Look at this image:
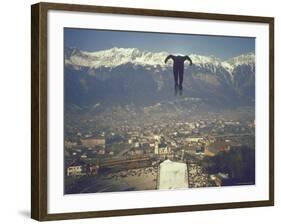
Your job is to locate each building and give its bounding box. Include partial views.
[86,164,99,176]
[66,160,86,176]
[97,148,105,155]
[67,165,82,176]
[195,146,205,155]
[155,142,171,155]
[64,140,77,149]
[186,137,204,143]
[158,143,171,155]
[157,159,188,190]
[80,153,87,159]
[154,135,161,141]
[154,142,159,154]
[208,141,230,155]
[81,137,105,148]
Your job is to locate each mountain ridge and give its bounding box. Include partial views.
[64,47,255,109]
[65,47,255,73]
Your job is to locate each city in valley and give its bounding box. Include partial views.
[64,106,255,194]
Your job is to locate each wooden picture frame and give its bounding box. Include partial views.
[31,2,274,221]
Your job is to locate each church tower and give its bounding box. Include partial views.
[154,141,159,154]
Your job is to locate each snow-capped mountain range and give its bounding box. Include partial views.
[64,47,255,108]
[65,47,254,73]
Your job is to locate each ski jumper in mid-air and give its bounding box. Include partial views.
[164,54,193,90]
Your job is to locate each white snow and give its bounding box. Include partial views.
[189,54,221,67]
[226,52,255,67]
[66,47,169,69]
[158,159,188,190]
[65,47,255,79]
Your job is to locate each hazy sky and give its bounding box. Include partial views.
[64,28,255,60]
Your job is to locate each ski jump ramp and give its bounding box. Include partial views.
[157,159,188,190]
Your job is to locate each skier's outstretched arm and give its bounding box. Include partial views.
[184,55,193,65]
[164,55,173,64]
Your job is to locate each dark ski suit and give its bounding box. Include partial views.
[164,55,192,89]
